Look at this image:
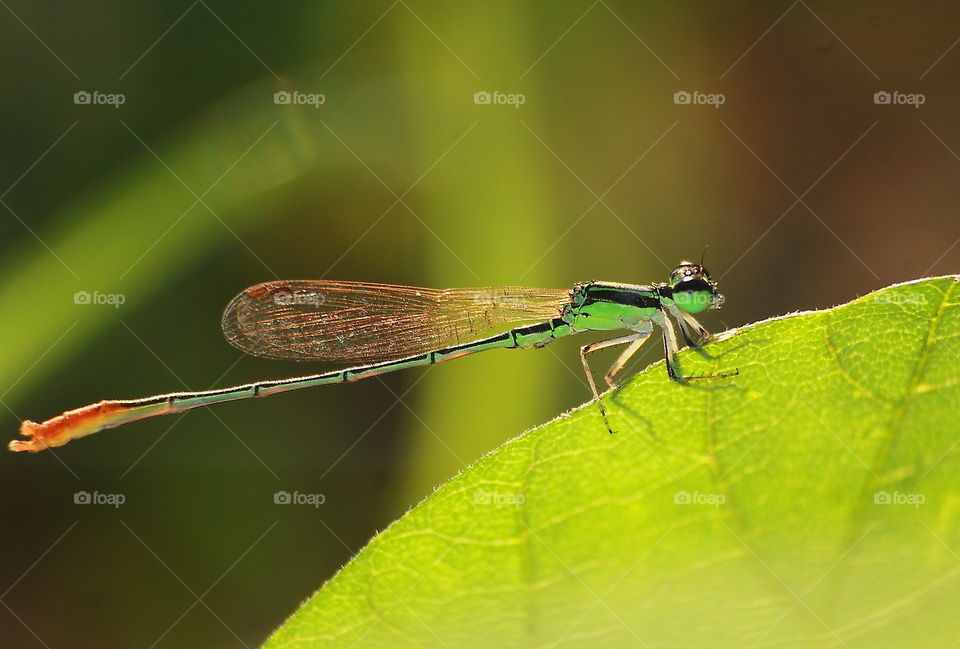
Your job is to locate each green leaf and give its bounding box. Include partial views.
[265,276,960,649]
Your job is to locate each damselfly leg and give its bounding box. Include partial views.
[661,310,738,382]
[604,324,654,388]
[580,333,649,434]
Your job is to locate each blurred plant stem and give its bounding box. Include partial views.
[0,82,340,409]
[390,3,561,510]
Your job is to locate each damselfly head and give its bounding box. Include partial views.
[669,260,724,314]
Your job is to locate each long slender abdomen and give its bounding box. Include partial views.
[10,317,576,453]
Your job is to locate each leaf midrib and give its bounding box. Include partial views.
[824,279,957,621]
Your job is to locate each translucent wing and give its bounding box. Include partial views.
[221,280,571,362]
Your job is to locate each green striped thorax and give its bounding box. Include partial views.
[561,261,725,334]
[668,261,723,314]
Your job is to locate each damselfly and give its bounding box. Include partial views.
[10,260,736,453]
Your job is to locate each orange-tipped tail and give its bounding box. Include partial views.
[9,401,163,452]
[10,420,54,452]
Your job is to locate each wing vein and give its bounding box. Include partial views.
[221,280,571,362]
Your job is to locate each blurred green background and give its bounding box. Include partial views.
[0,2,957,647]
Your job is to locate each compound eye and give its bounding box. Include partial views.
[674,289,712,314]
[671,277,715,314]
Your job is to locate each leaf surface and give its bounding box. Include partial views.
[266,276,960,649]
